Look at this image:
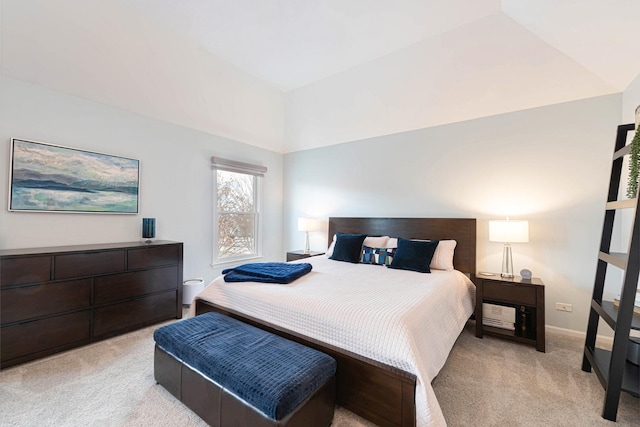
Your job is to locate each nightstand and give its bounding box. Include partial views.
[475,274,545,352]
[286,250,325,262]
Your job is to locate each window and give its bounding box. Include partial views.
[212,157,266,264]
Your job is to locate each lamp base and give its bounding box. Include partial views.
[304,231,310,254]
[501,243,514,278]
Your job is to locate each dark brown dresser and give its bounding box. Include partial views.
[0,240,183,368]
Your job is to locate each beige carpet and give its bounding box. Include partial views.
[433,323,639,426]
[0,319,637,426]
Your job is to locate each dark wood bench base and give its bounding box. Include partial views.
[196,300,417,427]
[154,346,336,427]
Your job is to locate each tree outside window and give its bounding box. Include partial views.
[215,169,259,261]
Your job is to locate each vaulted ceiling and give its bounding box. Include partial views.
[2,0,640,153]
[120,0,640,92]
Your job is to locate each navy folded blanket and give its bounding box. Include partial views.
[222,262,312,284]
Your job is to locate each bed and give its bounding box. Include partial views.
[192,217,477,427]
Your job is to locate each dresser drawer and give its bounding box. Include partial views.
[54,250,125,279]
[93,291,177,337]
[0,241,182,368]
[1,279,91,324]
[128,245,179,270]
[483,281,536,306]
[1,256,51,287]
[94,266,178,304]
[1,310,91,363]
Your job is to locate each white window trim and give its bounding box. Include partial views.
[211,157,266,267]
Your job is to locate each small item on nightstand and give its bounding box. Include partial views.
[519,306,528,334]
[520,269,532,280]
[517,305,536,339]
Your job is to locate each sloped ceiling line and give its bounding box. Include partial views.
[2,0,639,153]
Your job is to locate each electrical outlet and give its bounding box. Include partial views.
[556,302,573,312]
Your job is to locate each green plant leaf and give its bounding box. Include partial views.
[627,127,640,199]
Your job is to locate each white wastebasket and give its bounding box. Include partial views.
[183,278,205,305]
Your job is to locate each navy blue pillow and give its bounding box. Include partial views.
[388,238,439,273]
[330,232,367,263]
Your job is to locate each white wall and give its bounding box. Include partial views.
[1,0,285,153]
[623,73,640,124]
[284,94,621,333]
[0,77,284,283]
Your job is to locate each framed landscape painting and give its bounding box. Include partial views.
[9,138,140,214]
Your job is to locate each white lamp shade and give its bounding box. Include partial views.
[298,217,318,232]
[489,220,529,243]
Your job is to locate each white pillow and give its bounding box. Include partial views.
[325,236,336,257]
[430,240,457,271]
[326,235,389,257]
[364,235,390,248]
[386,238,457,271]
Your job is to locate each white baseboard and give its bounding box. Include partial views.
[545,324,614,346]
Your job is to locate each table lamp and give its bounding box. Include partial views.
[489,219,529,278]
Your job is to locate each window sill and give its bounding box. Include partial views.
[211,255,263,268]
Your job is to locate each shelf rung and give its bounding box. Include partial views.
[598,252,628,269]
[600,300,640,331]
[591,348,640,397]
[606,199,637,210]
[583,346,607,389]
[591,300,616,330]
[613,144,631,160]
[589,300,640,332]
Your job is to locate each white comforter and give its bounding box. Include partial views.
[190,256,475,427]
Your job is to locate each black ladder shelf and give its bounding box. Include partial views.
[582,123,640,421]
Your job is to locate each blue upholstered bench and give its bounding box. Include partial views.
[153,312,336,427]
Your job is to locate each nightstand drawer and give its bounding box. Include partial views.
[483,281,536,306]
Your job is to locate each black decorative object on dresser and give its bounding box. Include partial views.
[0,240,183,368]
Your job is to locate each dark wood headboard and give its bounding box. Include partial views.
[328,217,476,275]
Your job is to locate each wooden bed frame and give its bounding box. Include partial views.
[196,217,476,427]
